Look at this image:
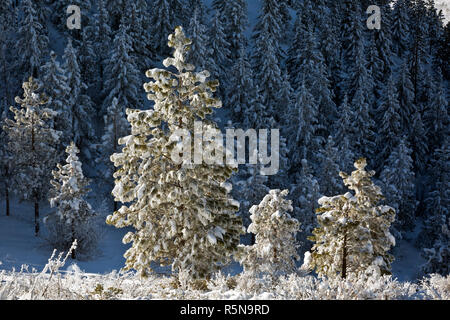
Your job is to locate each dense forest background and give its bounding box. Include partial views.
[0,0,448,277]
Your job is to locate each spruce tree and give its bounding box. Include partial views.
[228,48,258,128]
[380,139,416,234]
[305,158,396,279]
[208,10,232,99]
[252,0,285,123]
[392,0,412,58]
[287,82,320,166]
[222,0,248,62]
[376,74,403,170]
[48,142,96,259]
[93,0,112,94]
[97,97,129,211]
[106,27,244,280]
[334,95,355,173]
[290,159,321,252]
[419,139,449,276]
[287,10,335,131]
[318,136,343,197]
[149,0,185,57]
[102,21,143,118]
[424,69,449,150]
[234,163,270,233]
[16,0,49,78]
[122,2,153,72]
[397,60,416,131]
[62,39,94,151]
[40,51,70,147]
[3,77,61,236]
[0,0,14,108]
[187,7,213,72]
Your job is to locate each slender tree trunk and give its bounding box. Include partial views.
[5,186,9,217]
[71,222,76,260]
[32,112,38,236]
[250,233,255,245]
[341,231,348,279]
[34,201,39,236]
[112,117,118,213]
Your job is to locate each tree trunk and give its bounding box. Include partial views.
[250,233,255,245]
[5,186,9,217]
[34,201,39,236]
[71,222,76,260]
[341,232,347,279]
[113,200,118,212]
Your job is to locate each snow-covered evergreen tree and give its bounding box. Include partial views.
[106,0,125,30]
[318,135,343,197]
[92,0,111,94]
[421,218,449,276]
[392,0,412,58]
[287,10,335,132]
[304,158,396,279]
[62,39,94,152]
[376,74,403,171]
[149,0,185,57]
[380,139,416,234]
[221,0,248,62]
[234,163,270,231]
[16,0,49,78]
[287,81,320,166]
[334,95,355,173]
[187,7,213,72]
[0,0,14,109]
[397,61,416,132]
[228,47,258,127]
[40,51,70,150]
[239,189,299,277]
[122,2,153,72]
[420,139,449,276]
[47,142,96,259]
[102,20,143,118]
[418,138,449,241]
[97,97,129,211]
[252,0,285,124]
[424,69,448,151]
[409,110,428,173]
[208,10,232,99]
[290,159,321,252]
[3,77,61,235]
[106,27,244,280]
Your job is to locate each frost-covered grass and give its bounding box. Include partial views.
[1,250,448,300]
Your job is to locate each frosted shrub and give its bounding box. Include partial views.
[419,274,450,300]
[46,143,97,259]
[1,259,449,300]
[238,189,300,278]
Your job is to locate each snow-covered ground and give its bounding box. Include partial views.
[0,198,130,274]
[0,196,426,282]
